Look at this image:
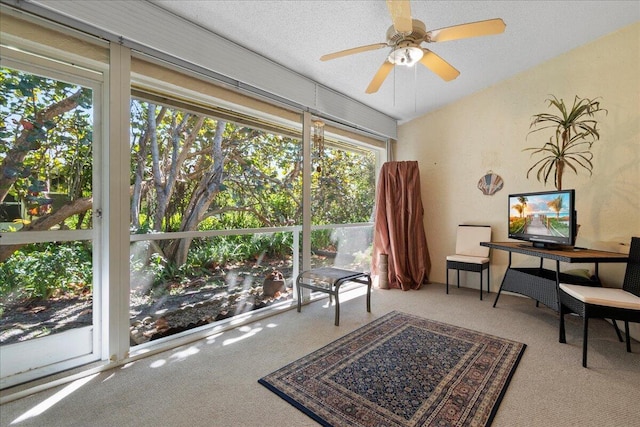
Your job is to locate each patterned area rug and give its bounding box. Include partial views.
[259,311,525,427]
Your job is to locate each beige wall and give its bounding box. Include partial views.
[396,22,639,296]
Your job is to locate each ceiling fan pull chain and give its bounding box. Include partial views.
[414,64,418,113]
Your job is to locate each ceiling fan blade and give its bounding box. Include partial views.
[419,49,460,81]
[386,0,413,33]
[366,60,394,94]
[427,18,506,43]
[320,43,388,61]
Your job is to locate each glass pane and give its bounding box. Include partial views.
[311,143,376,225]
[310,225,373,272]
[129,97,303,343]
[129,233,295,345]
[0,241,93,344]
[311,138,376,271]
[0,67,94,232]
[0,67,95,346]
[130,99,302,234]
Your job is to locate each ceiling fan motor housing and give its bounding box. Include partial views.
[386,19,427,45]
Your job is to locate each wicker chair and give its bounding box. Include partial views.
[446,225,491,300]
[559,236,640,367]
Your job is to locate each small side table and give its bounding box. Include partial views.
[296,267,372,326]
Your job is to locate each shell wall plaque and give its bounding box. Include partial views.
[478,172,504,196]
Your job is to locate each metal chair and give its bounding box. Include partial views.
[446,225,492,300]
[559,236,640,367]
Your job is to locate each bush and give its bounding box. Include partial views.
[311,229,333,251]
[133,232,296,291]
[0,242,93,300]
[187,232,293,267]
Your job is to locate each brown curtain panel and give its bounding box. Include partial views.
[372,161,430,290]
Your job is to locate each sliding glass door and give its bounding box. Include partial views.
[0,55,104,386]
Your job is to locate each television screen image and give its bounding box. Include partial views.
[508,189,576,248]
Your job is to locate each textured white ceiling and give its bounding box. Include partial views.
[151,1,639,124]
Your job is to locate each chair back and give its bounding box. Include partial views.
[455,225,491,257]
[623,236,640,297]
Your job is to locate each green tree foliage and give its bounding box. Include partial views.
[312,148,376,224]
[0,68,93,205]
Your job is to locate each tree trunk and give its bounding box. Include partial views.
[165,120,227,266]
[131,105,167,228]
[149,110,204,231]
[0,197,92,262]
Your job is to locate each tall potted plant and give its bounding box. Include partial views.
[524,95,607,190]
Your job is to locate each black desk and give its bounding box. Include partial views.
[296,267,371,326]
[482,242,628,312]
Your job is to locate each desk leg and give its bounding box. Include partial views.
[493,252,511,308]
[551,260,561,309]
[492,278,504,308]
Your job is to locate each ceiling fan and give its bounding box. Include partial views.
[320,0,506,94]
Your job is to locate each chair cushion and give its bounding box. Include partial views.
[446,255,490,264]
[559,283,640,310]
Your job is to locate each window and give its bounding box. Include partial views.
[128,93,304,344]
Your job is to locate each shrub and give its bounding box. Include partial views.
[0,242,93,300]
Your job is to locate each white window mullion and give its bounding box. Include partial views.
[104,43,131,362]
[295,112,312,303]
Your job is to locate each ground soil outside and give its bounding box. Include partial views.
[0,259,296,346]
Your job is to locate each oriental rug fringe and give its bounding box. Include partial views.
[259,311,525,427]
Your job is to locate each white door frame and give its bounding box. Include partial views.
[0,50,105,388]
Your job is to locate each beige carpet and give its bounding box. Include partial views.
[1,283,639,427]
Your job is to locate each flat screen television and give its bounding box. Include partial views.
[508,189,576,249]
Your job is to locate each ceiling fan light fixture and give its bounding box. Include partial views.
[388,45,423,66]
